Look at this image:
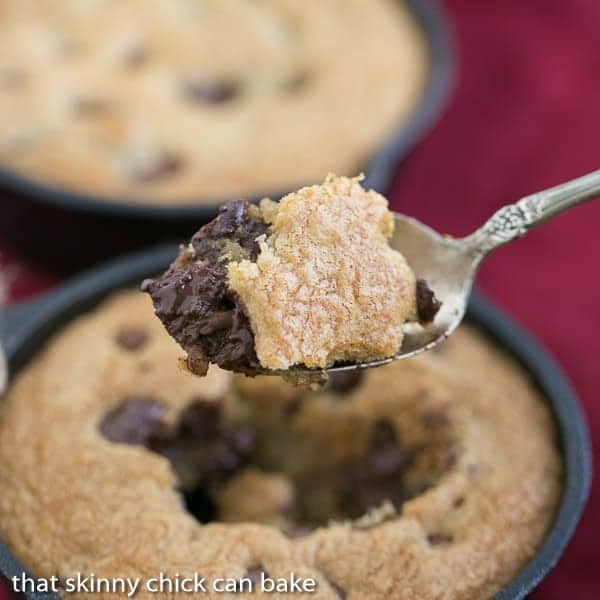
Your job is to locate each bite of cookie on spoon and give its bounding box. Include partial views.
[143,170,600,380]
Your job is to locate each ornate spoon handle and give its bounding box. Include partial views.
[464,169,600,257]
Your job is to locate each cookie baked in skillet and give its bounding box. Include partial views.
[0,291,561,599]
[0,0,427,204]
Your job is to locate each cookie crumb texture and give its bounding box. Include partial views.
[0,292,561,600]
[144,175,417,373]
[0,0,427,204]
[229,175,417,370]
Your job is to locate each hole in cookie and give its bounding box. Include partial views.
[148,402,255,491]
[214,412,453,531]
[337,419,416,519]
[116,328,149,351]
[100,400,254,522]
[100,392,456,534]
[181,76,240,105]
[183,486,218,523]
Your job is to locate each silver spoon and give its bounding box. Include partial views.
[0,172,598,387]
[309,168,600,375]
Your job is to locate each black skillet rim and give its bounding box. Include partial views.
[0,0,455,221]
[0,244,591,600]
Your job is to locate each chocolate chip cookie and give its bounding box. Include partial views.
[0,0,427,204]
[0,291,561,599]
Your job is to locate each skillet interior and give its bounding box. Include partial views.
[0,244,590,600]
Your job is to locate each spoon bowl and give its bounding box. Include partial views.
[316,214,477,376]
[302,168,600,375]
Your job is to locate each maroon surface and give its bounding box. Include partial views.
[1,0,599,597]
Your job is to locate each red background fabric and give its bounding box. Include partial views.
[1,0,599,597]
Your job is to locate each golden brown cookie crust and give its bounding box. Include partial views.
[0,0,427,204]
[228,175,416,370]
[0,292,561,600]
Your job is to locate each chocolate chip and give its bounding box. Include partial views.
[116,329,148,351]
[185,347,210,377]
[100,397,166,445]
[101,399,254,505]
[183,486,217,523]
[467,463,484,477]
[337,419,415,518]
[0,70,26,91]
[285,525,312,539]
[327,370,364,394]
[122,45,150,69]
[284,397,302,417]
[73,97,112,116]
[421,410,450,430]
[366,421,414,480]
[416,279,442,323]
[446,448,458,470]
[453,496,465,508]
[190,200,268,261]
[143,201,270,375]
[427,533,454,546]
[150,402,255,493]
[182,77,239,105]
[283,69,311,92]
[132,153,183,183]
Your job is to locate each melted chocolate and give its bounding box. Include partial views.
[115,328,148,351]
[142,201,269,375]
[100,397,165,446]
[182,77,239,105]
[327,370,364,394]
[100,399,254,521]
[416,279,442,323]
[338,420,415,518]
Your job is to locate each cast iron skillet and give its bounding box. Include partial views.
[0,245,591,600]
[0,0,455,274]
